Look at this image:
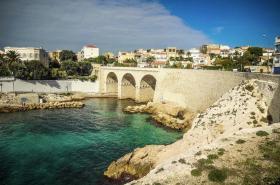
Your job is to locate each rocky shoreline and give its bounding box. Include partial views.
[0,101,84,113]
[0,92,85,113]
[124,102,195,131]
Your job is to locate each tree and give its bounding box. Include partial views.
[49,59,60,68]
[9,61,27,78]
[177,49,185,56]
[243,47,263,65]
[60,50,77,61]
[61,60,79,76]
[79,62,93,76]
[122,58,137,67]
[5,50,21,65]
[0,63,11,76]
[24,60,49,80]
[146,56,156,64]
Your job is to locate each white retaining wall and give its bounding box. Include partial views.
[0,79,99,93]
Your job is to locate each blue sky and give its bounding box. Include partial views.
[160,0,280,48]
[0,0,279,52]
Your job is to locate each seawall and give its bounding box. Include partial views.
[0,79,99,93]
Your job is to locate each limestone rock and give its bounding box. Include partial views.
[104,145,164,182]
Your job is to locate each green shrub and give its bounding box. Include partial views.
[178,158,186,164]
[218,148,225,155]
[256,130,269,137]
[89,75,97,82]
[191,169,202,176]
[236,139,246,144]
[245,84,254,92]
[208,169,227,182]
[207,154,219,160]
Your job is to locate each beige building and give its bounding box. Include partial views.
[48,50,62,62]
[201,44,221,55]
[4,47,49,67]
[166,47,177,59]
[118,51,135,63]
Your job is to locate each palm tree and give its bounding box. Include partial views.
[5,50,21,65]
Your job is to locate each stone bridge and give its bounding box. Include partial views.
[99,67,160,102]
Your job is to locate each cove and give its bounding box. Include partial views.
[0,98,182,185]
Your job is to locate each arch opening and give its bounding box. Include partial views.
[106,72,118,96]
[138,74,157,102]
[120,73,136,100]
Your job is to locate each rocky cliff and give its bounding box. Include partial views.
[104,79,280,185]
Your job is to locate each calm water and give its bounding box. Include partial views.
[0,98,182,185]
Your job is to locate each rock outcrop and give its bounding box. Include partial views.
[104,145,164,183]
[0,101,84,113]
[104,79,280,184]
[124,102,195,130]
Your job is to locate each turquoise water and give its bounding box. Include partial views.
[0,98,182,185]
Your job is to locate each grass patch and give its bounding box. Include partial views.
[256,130,269,137]
[236,139,246,144]
[208,169,228,182]
[178,158,186,164]
[191,168,202,176]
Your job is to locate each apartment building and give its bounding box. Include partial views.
[166,47,177,59]
[273,36,280,73]
[4,47,49,67]
[79,44,99,61]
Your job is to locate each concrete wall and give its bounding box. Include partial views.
[154,69,246,112]
[153,69,280,123]
[0,79,99,93]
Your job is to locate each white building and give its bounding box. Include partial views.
[4,47,49,67]
[273,36,280,69]
[80,44,99,60]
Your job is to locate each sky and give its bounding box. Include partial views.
[0,0,279,53]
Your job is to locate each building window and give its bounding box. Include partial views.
[35,53,39,59]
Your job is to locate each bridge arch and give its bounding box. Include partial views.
[138,74,157,102]
[106,72,118,96]
[120,73,136,100]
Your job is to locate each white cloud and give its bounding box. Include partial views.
[0,0,210,53]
